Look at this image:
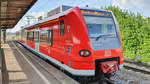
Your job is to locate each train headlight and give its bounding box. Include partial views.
[79,50,91,57]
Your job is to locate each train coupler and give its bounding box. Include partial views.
[100,61,118,74]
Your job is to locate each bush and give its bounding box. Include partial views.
[105,6,150,63]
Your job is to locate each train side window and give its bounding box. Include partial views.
[60,20,64,36]
[29,32,32,41]
[32,32,34,41]
[28,32,30,40]
[40,31,45,45]
[47,30,53,46]
[28,32,31,40]
[26,32,29,40]
[35,31,39,42]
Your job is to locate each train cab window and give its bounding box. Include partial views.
[32,32,34,41]
[60,20,64,36]
[40,31,45,45]
[47,30,53,46]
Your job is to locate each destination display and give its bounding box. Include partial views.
[81,10,111,16]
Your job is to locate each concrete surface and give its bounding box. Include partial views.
[2,44,29,84]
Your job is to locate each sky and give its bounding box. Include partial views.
[8,0,150,33]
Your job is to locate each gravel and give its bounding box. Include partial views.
[110,68,150,84]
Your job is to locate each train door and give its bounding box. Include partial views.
[35,30,39,52]
[65,23,72,67]
[59,20,67,64]
[60,19,71,66]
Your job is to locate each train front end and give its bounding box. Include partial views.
[79,8,124,76]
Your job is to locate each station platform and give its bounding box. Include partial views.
[0,41,79,84]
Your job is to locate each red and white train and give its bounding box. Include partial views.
[16,5,124,77]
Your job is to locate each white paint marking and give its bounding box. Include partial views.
[12,42,51,84]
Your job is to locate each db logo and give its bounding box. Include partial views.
[105,50,111,56]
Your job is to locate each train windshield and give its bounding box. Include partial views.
[83,15,121,50]
[83,16,117,39]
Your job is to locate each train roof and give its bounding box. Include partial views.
[25,5,111,29]
[25,6,72,28]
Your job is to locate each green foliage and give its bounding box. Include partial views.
[105,6,150,63]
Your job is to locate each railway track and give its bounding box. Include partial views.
[88,60,150,84]
[124,60,150,74]
[109,61,150,84]
[124,65,150,74]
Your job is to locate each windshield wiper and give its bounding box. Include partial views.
[96,34,113,41]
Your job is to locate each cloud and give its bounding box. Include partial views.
[112,0,150,16]
[30,11,45,19]
[27,11,46,24]
[8,11,46,33]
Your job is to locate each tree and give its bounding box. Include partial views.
[105,6,150,63]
